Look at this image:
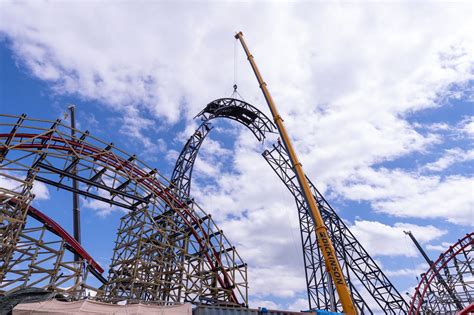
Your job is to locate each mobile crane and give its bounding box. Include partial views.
[235,32,357,315]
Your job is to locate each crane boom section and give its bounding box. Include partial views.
[234,32,357,315]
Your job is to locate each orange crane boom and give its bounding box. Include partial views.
[235,32,357,315]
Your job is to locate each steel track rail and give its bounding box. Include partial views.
[173,98,408,313]
[0,115,247,305]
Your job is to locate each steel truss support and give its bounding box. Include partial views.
[196,98,276,142]
[0,114,247,306]
[263,142,407,314]
[175,98,408,313]
[409,233,473,314]
[171,122,213,199]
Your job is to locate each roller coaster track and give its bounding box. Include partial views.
[173,98,409,314]
[1,198,105,296]
[409,232,473,314]
[0,114,247,306]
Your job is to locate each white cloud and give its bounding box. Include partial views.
[191,141,307,300]
[193,136,233,178]
[248,299,282,310]
[423,148,474,171]
[1,0,473,308]
[425,242,453,252]
[458,116,474,138]
[287,298,309,312]
[250,266,306,299]
[384,263,428,278]
[349,220,447,257]
[81,195,124,217]
[338,168,474,225]
[165,149,180,164]
[1,2,472,147]
[80,178,128,217]
[0,173,50,201]
[31,180,50,200]
[372,175,473,225]
[414,117,474,140]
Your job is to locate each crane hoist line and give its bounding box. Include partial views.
[234,32,358,315]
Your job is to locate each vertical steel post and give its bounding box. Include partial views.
[235,32,357,315]
[404,230,462,310]
[69,105,81,262]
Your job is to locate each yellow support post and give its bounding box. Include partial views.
[235,32,357,315]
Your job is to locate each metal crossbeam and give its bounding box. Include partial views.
[0,114,248,306]
[0,197,104,297]
[171,122,213,198]
[409,233,473,314]
[196,98,277,142]
[263,142,408,314]
[183,98,408,313]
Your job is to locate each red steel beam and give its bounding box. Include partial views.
[458,303,474,315]
[409,232,473,314]
[26,204,104,274]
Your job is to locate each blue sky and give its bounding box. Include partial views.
[1,1,473,312]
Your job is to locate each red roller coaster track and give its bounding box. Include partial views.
[0,130,243,304]
[409,232,473,314]
[26,204,104,274]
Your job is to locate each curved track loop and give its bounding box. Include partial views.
[196,98,276,142]
[409,232,473,314]
[171,122,214,200]
[0,114,247,306]
[174,98,408,314]
[173,98,276,197]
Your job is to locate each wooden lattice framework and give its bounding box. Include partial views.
[0,114,247,306]
[0,196,104,297]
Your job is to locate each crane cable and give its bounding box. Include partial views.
[234,37,237,88]
[231,37,245,101]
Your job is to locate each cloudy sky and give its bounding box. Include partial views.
[1,0,473,312]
